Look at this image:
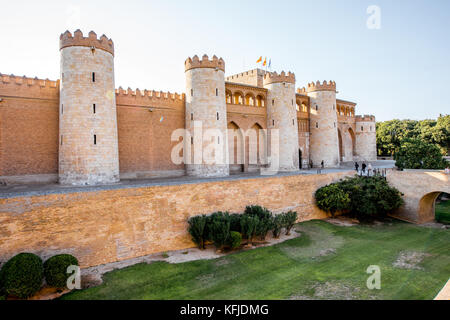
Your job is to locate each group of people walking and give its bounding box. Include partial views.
[355,161,373,175]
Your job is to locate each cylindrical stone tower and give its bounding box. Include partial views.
[355,115,377,161]
[184,54,229,177]
[306,81,340,168]
[59,30,120,185]
[264,71,299,171]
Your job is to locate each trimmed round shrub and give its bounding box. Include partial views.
[228,231,242,249]
[0,253,43,298]
[44,254,79,289]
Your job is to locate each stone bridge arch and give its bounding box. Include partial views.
[387,170,450,223]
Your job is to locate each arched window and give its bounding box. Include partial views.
[245,94,255,106]
[233,92,244,105]
[256,95,265,107]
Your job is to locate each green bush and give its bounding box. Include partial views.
[282,211,298,235]
[209,212,231,249]
[272,214,284,238]
[229,213,242,233]
[0,253,43,299]
[314,176,404,221]
[228,231,242,249]
[188,215,208,249]
[43,254,79,289]
[240,214,259,243]
[339,176,404,220]
[315,184,351,217]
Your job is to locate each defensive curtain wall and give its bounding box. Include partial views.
[0,171,353,268]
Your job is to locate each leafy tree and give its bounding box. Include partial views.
[376,116,449,157]
[315,184,351,217]
[433,115,450,155]
[394,138,447,170]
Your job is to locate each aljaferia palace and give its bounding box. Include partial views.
[0,30,447,269]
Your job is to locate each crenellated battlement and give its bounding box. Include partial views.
[60,30,114,56]
[0,73,58,88]
[185,54,225,72]
[355,115,375,122]
[301,80,336,93]
[263,71,295,85]
[0,73,59,100]
[115,87,185,109]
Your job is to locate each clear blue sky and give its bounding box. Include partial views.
[1,0,449,121]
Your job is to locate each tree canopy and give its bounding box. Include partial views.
[376,115,449,156]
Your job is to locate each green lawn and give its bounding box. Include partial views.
[436,200,450,224]
[62,220,450,300]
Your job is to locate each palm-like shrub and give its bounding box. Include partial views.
[188,215,208,249]
[282,211,298,235]
[209,212,231,249]
[272,214,284,238]
[240,214,259,244]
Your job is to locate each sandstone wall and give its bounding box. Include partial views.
[0,171,353,268]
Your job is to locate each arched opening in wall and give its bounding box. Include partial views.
[418,192,450,223]
[226,90,232,104]
[227,121,244,173]
[301,103,308,113]
[256,95,265,107]
[338,129,343,162]
[233,92,244,105]
[296,100,301,112]
[435,192,450,224]
[247,123,265,172]
[245,93,255,106]
[348,128,356,157]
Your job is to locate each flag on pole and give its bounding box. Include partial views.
[268,59,271,70]
[256,56,262,64]
[263,57,267,67]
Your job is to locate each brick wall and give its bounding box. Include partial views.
[0,76,59,177]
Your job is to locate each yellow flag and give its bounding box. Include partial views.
[263,57,267,66]
[256,56,262,63]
